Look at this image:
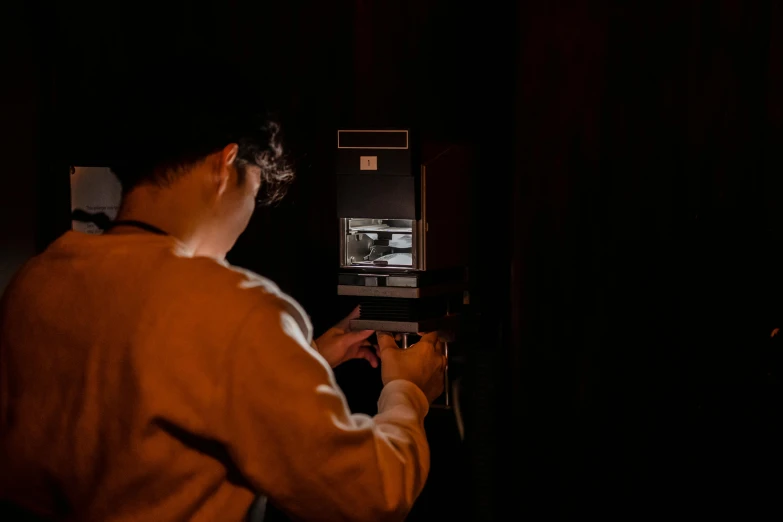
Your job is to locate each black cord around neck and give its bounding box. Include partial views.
[105,220,169,236]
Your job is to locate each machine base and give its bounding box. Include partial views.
[349,314,461,338]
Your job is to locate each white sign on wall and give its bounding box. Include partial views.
[70,166,123,234]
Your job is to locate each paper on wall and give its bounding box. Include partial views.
[70,166,122,234]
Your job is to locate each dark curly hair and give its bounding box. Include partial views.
[107,57,294,205]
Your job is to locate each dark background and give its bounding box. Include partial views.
[2,0,782,520]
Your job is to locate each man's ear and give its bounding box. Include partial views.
[222,143,238,166]
[216,143,239,196]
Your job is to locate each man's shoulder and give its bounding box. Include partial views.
[164,258,314,341]
[167,257,282,305]
[0,250,51,309]
[0,235,313,343]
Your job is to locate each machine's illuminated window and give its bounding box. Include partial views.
[344,218,413,267]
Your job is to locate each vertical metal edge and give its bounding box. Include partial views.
[339,217,347,268]
[411,219,418,269]
[443,340,449,407]
[418,164,427,271]
[430,339,451,410]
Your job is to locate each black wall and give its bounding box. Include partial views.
[510,0,783,517]
[0,3,40,291]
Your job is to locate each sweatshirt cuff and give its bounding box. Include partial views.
[378,379,429,419]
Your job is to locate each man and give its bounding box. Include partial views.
[0,65,445,521]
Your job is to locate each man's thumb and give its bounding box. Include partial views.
[376,332,399,353]
[343,329,374,346]
[417,331,440,344]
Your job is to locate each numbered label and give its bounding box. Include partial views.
[360,156,378,170]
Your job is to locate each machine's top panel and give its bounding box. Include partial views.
[336,129,414,179]
[337,130,408,149]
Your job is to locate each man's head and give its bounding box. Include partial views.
[108,58,293,258]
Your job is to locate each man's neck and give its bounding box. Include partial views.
[113,185,204,255]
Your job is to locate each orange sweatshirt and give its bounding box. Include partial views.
[0,231,430,521]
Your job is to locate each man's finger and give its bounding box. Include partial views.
[417,331,439,340]
[359,347,379,368]
[348,339,374,352]
[341,329,373,347]
[411,331,444,354]
[336,306,361,330]
[416,331,440,344]
[376,332,399,352]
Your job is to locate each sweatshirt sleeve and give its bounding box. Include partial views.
[218,300,431,522]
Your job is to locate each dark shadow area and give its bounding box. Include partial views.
[2,0,782,520]
[510,0,783,517]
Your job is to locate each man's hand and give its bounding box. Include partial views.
[377,331,446,404]
[314,306,376,368]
